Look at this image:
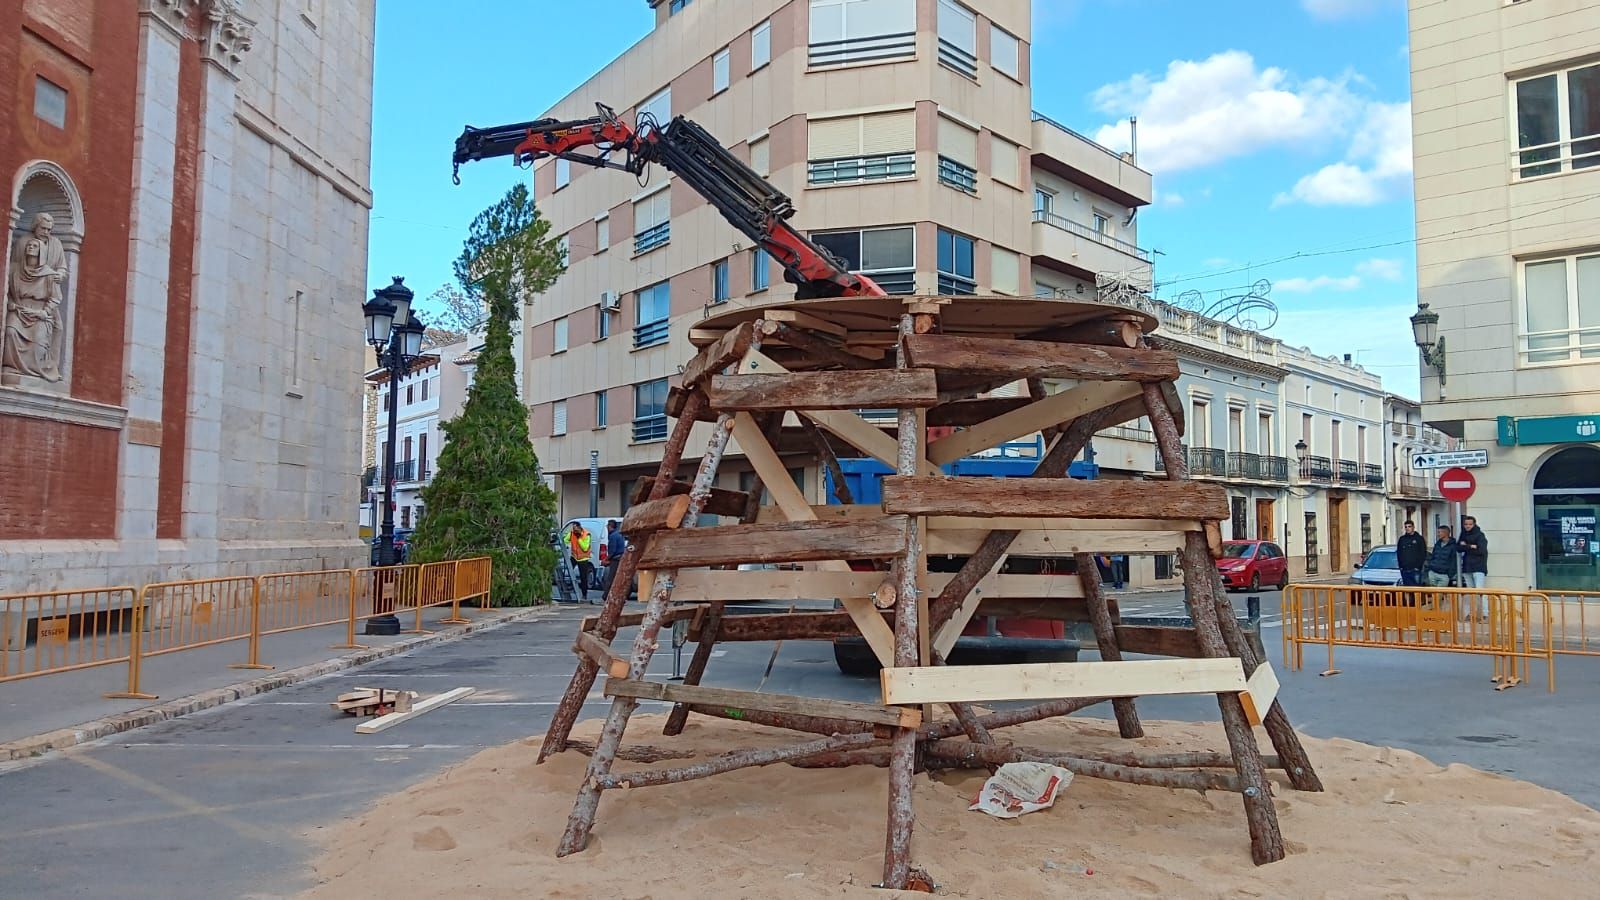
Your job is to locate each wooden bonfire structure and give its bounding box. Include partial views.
[538,295,1323,889]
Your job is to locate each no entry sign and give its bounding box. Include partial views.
[1438,467,1477,502]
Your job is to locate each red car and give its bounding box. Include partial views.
[1216,540,1289,592]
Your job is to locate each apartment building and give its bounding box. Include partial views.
[1408,0,1600,591]
[522,0,1154,519]
[1383,394,1456,543]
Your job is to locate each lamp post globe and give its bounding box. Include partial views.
[362,292,396,349]
[1409,303,1439,349]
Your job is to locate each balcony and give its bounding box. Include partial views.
[633,222,669,255]
[1189,447,1226,477]
[1030,112,1153,208]
[937,38,978,79]
[1363,463,1384,487]
[1226,451,1290,483]
[1336,459,1360,484]
[632,414,669,444]
[1102,423,1153,442]
[1031,209,1152,282]
[808,31,915,69]
[807,152,914,186]
[1299,455,1334,481]
[1396,474,1442,499]
[634,318,670,350]
[379,459,430,485]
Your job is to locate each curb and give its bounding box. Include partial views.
[0,604,562,763]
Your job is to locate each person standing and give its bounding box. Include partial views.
[1425,525,1458,588]
[1396,521,1427,586]
[602,520,626,597]
[1458,516,1489,619]
[567,523,595,602]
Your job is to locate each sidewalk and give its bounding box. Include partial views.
[0,603,559,760]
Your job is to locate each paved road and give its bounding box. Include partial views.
[1,600,1595,899]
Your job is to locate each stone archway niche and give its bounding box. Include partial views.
[2,160,85,392]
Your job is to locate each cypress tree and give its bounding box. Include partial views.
[411,183,566,605]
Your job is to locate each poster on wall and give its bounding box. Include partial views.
[1539,508,1599,566]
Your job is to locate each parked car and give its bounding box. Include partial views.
[369,528,414,565]
[1216,540,1290,592]
[1350,545,1403,586]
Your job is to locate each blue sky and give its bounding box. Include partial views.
[368,0,1420,395]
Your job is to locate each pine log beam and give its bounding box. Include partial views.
[630,476,751,518]
[882,476,1231,521]
[680,320,759,389]
[619,495,692,536]
[769,321,880,370]
[640,518,910,569]
[603,678,921,729]
[1030,315,1145,349]
[920,695,1108,740]
[683,703,876,737]
[904,333,1180,384]
[883,310,922,892]
[595,732,880,790]
[708,370,939,412]
[1075,552,1143,739]
[926,380,1143,465]
[579,605,703,634]
[800,416,855,505]
[923,741,1243,793]
[879,658,1251,706]
[696,610,886,642]
[572,631,630,679]
[561,739,698,763]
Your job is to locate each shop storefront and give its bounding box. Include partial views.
[1532,446,1600,593]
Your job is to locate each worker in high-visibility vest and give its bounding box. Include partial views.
[567,524,596,602]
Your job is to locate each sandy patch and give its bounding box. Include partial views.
[304,715,1600,898]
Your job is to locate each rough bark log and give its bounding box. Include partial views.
[903,333,1180,383]
[630,476,751,518]
[924,741,1242,793]
[708,370,939,411]
[560,739,698,763]
[769,321,881,370]
[619,495,692,536]
[882,476,1231,521]
[605,677,919,729]
[1075,552,1143,739]
[680,320,757,389]
[596,733,881,790]
[884,312,923,891]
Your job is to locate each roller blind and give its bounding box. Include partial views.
[749,137,770,175]
[635,189,670,230]
[991,248,1020,295]
[991,135,1019,186]
[810,110,916,159]
[939,116,977,167]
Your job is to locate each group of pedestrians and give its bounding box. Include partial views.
[564,520,627,602]
[1394,516,1490,588]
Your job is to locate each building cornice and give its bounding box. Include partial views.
[200,0,256,78]
[0,388,128,431]
[1149,335,1288,381]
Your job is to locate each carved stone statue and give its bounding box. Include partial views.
[3,212,68,384]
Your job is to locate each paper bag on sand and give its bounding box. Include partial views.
[969,762,1074,819]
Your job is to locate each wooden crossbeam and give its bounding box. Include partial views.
[764,503,1203,535]
[926,381,1143,465]
[761,308,846,337]
[619,495,691,536]
[573,631,630,679]
[882,476,1230,521]
[630,477,750,518]
[1114,624,1204,658]
[879,658,1248,705]
[926,528,1189,556]
[668,569,1091,605]
[604,677,921,729]
[709,370,939,412]
[680,321,758,389]
[639,518,910,569]
[903,333,1180,383]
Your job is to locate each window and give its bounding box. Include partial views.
[752,19,772,69]
[557,234,569,264]
[634,188,671,253]
[1093,210,1112,235]
[1357,424,1367,467]
[595,215,610,252]
[937,0,978,79]
[1191,400,1210,448]
[1304,512,1319,574]
[419,434,429,478]
[1331,419,1342,461]
[669,0,692,12]
[1512,63,1600,177]
[990,247,1019,295]
[34,76,66,128]
[596,391,608,428]
[420,378,429,401]
[807,111,915,184]
[713,48,730,94]
[1360,514,1373,555]
[1258,413,1273,455]
[1521,253,1600,364]
[554,157,570,190]
[808,0,915,68]
[382,392,389,411]
[1034,188,1055,216]
[1228,407,1244,452]
[937,116,978,193]
[1154,554,1174,580]
[750,248,770,292]
[712,259,730,304]
[553,400,568,436]
[633,378,670,442]
[936,228,976,294]
[553,316,569,353]
[401,506,411,528]
[597,301,612,339]
[406,384,414,404]
[990,135,1020,188]
[749,136,770,176]
[635,281,671,348]
[990,24,1020,79]
[813,226,915,294]
[637,87,671,128]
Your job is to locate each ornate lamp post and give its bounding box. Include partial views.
[1410,302,1446,385]
[362,277,426,636]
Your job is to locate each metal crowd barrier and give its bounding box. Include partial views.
[1282,584,1555,692]
[1536,590,1600,658]
[0,558,492,699]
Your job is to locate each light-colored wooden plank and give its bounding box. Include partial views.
[879,659,1248,705]
[640,518,910,569]
[762,307,847,337]
[934,590,986,658]
[926,529,1189,556]
[882,476,1230,521]
[355,687,476,734]
[671,569,878,603]
[840,594,897,667]
[710,370,939,411]
[927,381,1143,465]
[573,631,631,679]
[764,503,1202,534]
[731,414,817,525]
[1240,662,1281,727]
[604,678,920,728]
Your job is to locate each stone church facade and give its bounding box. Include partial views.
[0,0,374,592]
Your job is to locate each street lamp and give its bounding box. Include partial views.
[363,276,427,636]
[1410,302,1446,384]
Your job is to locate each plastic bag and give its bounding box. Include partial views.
[969,762,1074,819]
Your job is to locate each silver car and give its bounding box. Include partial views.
[1350,545,1402,586]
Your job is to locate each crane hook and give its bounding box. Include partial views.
[451,162,461,186]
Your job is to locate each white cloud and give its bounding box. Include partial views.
[1090,51,1363,174]
[1157,191,1186,207]
[1276,274,1362,293]
[1356,258,1404,281]
[1275,101,1412,206]
[1302,0,1398,20]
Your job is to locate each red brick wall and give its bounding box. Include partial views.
[0,418,120,539]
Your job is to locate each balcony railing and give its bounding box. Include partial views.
[937,156,977,193]
[937,38,978,79]
[1189,447,1227,477]
[1225,451,1290,483]
[1300,455,1334,481]
[634,318,670,350]
[633,222,670,254]
[380,459,428,484]
[1397,474,1442,499]
[1102,424,1153,442]
[937,272,976,295]
[1154,444,1186,472]
[1030,111,1134,167]
[808,31,916,68]
[1363,463,1384,486]
[1337,459,1360,484]
[1512,137,1600,179]
[808,152,914,186]
[632,414,669,443]
[1031,209,1153,263]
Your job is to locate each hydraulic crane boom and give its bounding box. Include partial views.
[453,104,886,299]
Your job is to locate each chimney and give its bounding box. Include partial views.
[1343,353,1352,364]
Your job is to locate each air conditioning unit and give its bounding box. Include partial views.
[600,290,621,312]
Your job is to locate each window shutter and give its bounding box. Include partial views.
[749,137,770,175]
[636,189,670,230]
[990,135,1019,186]
[939,116,977,167]
[809,116,862,159]
[860,109,916,155]
[991,247,1020,295]
[553,400,568,436]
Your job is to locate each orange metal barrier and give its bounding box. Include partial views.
[1282,584,1555,692]
[1534,591,1600,658]
[0,587,140,684]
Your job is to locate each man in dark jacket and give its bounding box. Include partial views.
[602,520,627,597]
[1396,520,1427,586]
[1458,516,1489,619]
[1426,525,1458,587]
